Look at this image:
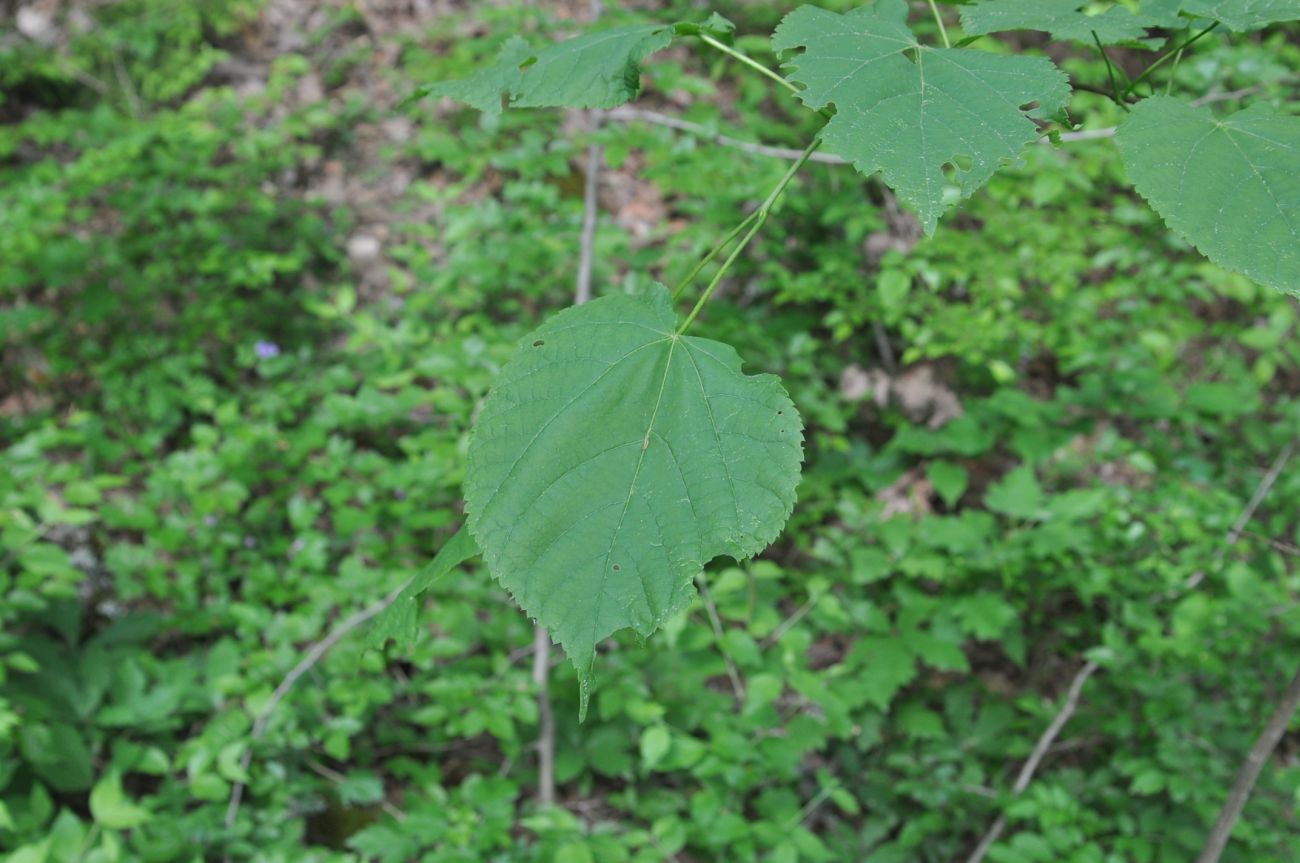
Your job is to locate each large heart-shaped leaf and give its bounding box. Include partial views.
[1117,96,1299,295]
[465,285,803,716]
[773,0,1070,234]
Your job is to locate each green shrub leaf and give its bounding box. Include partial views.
[422,24,675,112]
[1117,96,1300,295]
[1177,0,1300,30]
[464,285,803,717]
[960,0,1165,44]
[773,0,1070,234]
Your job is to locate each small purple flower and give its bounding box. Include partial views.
[243,536,257,549]
[203,515,218,527]
[291,538,305,553]
[254,341,280,359]
[393,489,407,501]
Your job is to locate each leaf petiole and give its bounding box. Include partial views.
[927,0,951,49]
[1124,22,1219,98]
[697,33,802,97]
[676,136,822,335]
[671,209,762,302]
[1092,31,1130,111]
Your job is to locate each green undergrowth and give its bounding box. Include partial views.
[2,2,1299,861]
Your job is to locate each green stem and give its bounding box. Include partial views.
[677,136,821,336]
[927,0,951,49]
[698,33,801,97]
[671,210,761,302]
[1124,22,1219,98]
[1165,45,1185,95]
[1092,31,1129,111]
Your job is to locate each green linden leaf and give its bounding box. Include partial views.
[1176,0,1300,30]
[424,23,675,112]
[773,0,1070,234]
[961,0,1165,45]
[1117,96,1299,295]
[464,284,803,718]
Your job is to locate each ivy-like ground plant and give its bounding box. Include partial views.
[388,0,1300,717]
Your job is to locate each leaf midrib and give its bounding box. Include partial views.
[591,335,682,650]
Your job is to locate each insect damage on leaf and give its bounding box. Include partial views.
[463,284,803,719]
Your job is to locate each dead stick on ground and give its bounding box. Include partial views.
[696,576,746,702]
[964,660,1099,863]
[1187,441,1294,590]
[1197,665,1300,863]
[223,577,411,837]
[531,623,556,807]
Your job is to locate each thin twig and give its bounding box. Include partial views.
[606,107,1112,165]
[1052,127,1117,142]
[1226,442,1294,548]
[696,576,746,702]
[1196,665,1300,863]
[1239,529,1300,558]
[606,107,847,164]
[762,589,824,649]
[965,660,1099,863]
[872,319,898,375]
[1186,442,1295,590]
[304,758,406,822]
[532,625,556,806]
[110,44,141,119]
[223,579,411,834]
[574,138,601,305]
[1124,22,1220,98]
[1190,74,1300,107]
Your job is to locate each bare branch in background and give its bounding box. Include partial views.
[964,660,1100,863]
[1197,665,1300,863]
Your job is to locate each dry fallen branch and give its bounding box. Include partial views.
[1197,665,1300,863]
[1187,442,1295,590]
[223,578,412,837]
[964,660,1100,863]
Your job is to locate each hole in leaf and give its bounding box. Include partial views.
[612,564,621,572]
[777,410,784,416]
[951,153,974,173]
[532,339,545,347]
[902,46,920,64]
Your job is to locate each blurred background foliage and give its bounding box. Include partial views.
[1,1,1299,861]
